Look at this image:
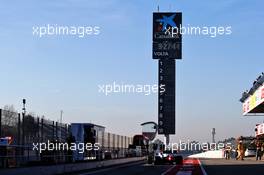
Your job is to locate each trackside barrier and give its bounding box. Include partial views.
[0,157,146,175]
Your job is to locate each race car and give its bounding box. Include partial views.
[154,150,183,165]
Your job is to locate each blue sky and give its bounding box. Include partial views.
[0,0,264,142]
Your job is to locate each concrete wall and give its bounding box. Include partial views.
[0,157,145,175]
[188,150,224,159]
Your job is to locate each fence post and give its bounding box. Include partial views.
[37,117,40,160]
[0,109,2,137]
[37,117,39,141]
[55,121,58,140]
[52,121,55,141]
[17,113,21,166]
[22,112,25,162]
[41,118,43,143]
[65,124,68,140]
[18,114,21,145]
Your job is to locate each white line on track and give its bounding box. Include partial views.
[197,159,208,175]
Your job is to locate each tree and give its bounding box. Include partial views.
[1,105,18,138]
[2,105,17,127]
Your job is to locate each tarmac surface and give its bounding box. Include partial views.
[201,158,264,175]
[73,157,264,175]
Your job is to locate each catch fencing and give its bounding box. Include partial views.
[0,109,134,168]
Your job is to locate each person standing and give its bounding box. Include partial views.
[256,142,262,161]
[237,141,244,160]
[225,146,231,160]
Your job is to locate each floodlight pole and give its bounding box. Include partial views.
[212,128,216,143]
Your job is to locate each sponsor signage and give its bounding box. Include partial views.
[255,123,264,137]
[158,59,175,134]
[153,12,182,59]
[243,84,264,115]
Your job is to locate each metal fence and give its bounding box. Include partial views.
[0,109,70,145]
[0,109,134,168]
[0,109,70,168]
